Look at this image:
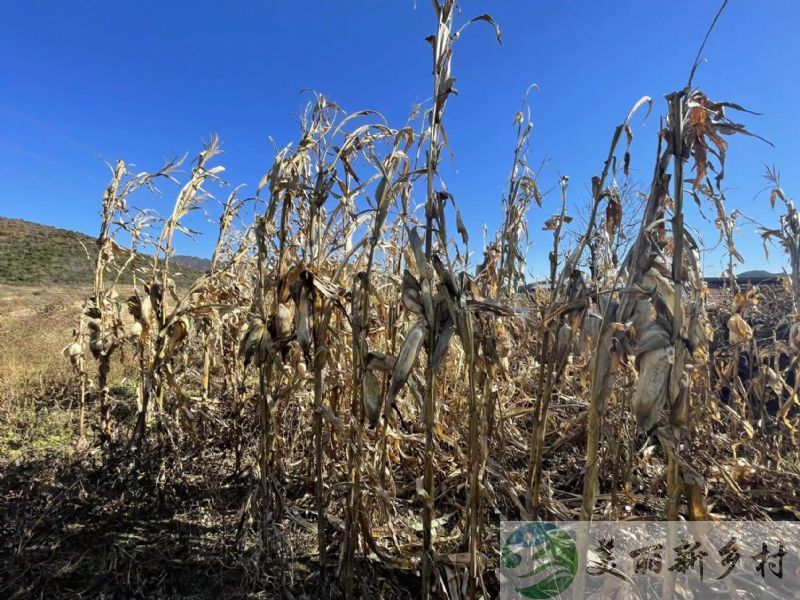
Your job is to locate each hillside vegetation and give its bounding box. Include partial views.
[0,217,209,286]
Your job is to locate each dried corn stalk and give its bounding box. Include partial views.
[74,157,178,442]
[496,86,541,296]
[131,137,224,444]
[582,86,763,523]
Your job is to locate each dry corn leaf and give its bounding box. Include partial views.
[727,313,753,344]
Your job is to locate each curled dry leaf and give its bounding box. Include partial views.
[727,314,753,344]
[734,287,759,313]
[543,214,572,231]
[159,316,189,360]
[789,322,800,355]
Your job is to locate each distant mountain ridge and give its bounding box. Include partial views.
[171,254,213,273]
[0,217,211,286]
[737,269,779,278]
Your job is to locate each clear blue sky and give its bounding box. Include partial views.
[2,1,799,277]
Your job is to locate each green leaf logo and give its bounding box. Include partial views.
[501,523,577,599]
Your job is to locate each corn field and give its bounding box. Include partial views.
[21,1,800,598]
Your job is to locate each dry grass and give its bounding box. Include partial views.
[0,285,137,458]
[0,285,80,399]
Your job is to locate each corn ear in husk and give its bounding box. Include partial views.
[273,302,294,340]
[363,369,382,428]
[240,318,265,367]
[295,292,312,358]
[386,321,426,408]
[633,345,673,431]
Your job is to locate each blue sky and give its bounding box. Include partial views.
[2,1,799,277]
